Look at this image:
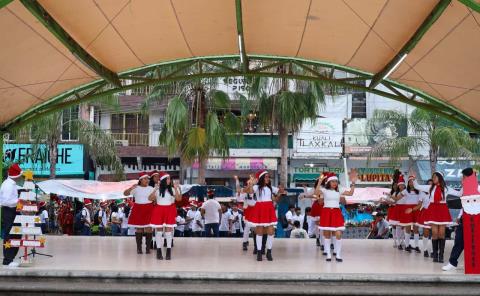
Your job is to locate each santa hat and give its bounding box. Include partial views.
[38,201,46,208]
[84,199,92,206]
[397,175,406,185]
[138,172,150,180]
[149,170,159,177]
[207,188,215,197]
[255,170,268,179]
[325,172,338,183]
[158,171,170,181]
[8,163,23,178]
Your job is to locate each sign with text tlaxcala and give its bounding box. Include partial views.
[3,144,84,176]
[293,118,343,157]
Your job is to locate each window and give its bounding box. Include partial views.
[110,113,149,146]
[61,106,79,141]
[351,81,367,119]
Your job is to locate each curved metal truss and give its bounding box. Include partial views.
[4,54,480,132]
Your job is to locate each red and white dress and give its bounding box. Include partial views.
[150,189,177,228]
[397,190,420,226]
[238,192,254,226]
[128,186,155,228]
[413,181,461,225]
[319,188,346,231]
[248,185,278,227]
[416,191,431,229]
[386,194,399,226]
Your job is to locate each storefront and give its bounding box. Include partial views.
[3,143,85,179]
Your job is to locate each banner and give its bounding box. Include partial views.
[293,118,343,157]
[3,144,84,176]
[192,158,277,171]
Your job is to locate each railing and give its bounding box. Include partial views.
[110,132,149,146]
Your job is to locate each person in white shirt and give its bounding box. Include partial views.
[97,202,108,236]
[192,207,204,237]
[316,171,356,262]
[293,207,305,230]
[290,221,308,239]
[305,207,317,238]
[219,204,231,237]
[39,201,49,234]
[0,163,23,268]
[185,203,198,237]
[110,204,122,236]
[80,199,93,236]
[116,200,129,236]
[284,206,295,238]
[149,171,182,260]
[201,189,222,237]
[123,172,155,255]
[174,208,187,237]
[244,170,282,262]
[229,203,243,237]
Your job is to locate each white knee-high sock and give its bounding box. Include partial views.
[319,228,325,246]
[155,231,164,247]
[413,233,419,248]
[422,237,429,252]
[266,235,274,250]
[256,235,263,251]
[404,230,410,247]
[335,239,342,259]
[324,238,331,259]
[331,236,336,247]
[396,227,403,246]
[392,227,397,245]
[165,232,173,248]
[243,224,251,242]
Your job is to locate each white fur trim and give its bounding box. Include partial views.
[139,174,150,180]
[160,174,170,181]
[247,221,277,227]
[319,226,345,231]
[150,223,177,228]
[461,195,480,215]
[8,171,23,178]
[326,176,338,183]
[258,171,268,179]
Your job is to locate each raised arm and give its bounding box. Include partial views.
[412,179,430,193]
[173,181,182,202]
[341,169,357,196]
[123,184,137,196]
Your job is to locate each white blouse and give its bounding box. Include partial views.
[413,180,461,204]
[253,185,279,202]
[131,186,154,204]
[155,188,176,205]
[320,187,347,208]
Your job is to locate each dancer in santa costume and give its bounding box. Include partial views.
[299,175,327,250]
[413,172,461,263]
[245,170,280,261]
[234,175,256,251]
[411,179,434,257]
[124,172,155,254]
[316,172,356,262]
[149,171,182,260]
[443,168,480,273]
[395,176,421,253]
[383,182,400,248]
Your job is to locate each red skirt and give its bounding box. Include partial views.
[244,206,253,223]
[128,203,154,227]
[397,204,417,226]
[424,203,452,225]
[387,205,399,225]
[310,201,322,221]
[319,208,345,231]
[416,208,431,229]
[150,204,177,227]
[248,201,277,226]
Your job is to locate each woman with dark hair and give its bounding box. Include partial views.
[148,171,160,187]
[123,172,154,255]
[383,181,400,248]
[410,179,434,257]
[245,170,281,261]
[395,176,421,253]
[149,171,182,260]
[412,172,461,263]
[316,171,356,262]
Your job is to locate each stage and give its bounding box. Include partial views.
[0,236,479,295]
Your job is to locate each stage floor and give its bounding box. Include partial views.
[0,236,469,276]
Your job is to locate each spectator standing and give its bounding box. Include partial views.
[81,199,93,236]
[110,204,122,236]
[175,209,186,237]
[39,201,49,234]
[229,203,243,237]
[201,190,222,238]
[97,202,108,236]
[219,204,231,237]
[284,206,295,238]
[184,203,198,237]
[192,206,204,237]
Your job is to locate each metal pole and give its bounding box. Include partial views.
[0,130,4,235]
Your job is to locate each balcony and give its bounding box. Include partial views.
[107,131,161,147]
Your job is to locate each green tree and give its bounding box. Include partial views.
[142,67,244,184]
[368,108,478,174]
[249,65,327,185]
[11,106,123,180]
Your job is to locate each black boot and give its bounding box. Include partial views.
[405,245,412,253]
[438,239,445,263]
[257,252,262,261]
[316,238,320,246]
[261,235,267,255]
[253,237,258,255]
[145,233,152,254]
[266,249,273,261]
[166,248,172,260]
[321,245,325,251]
[164,238,167,248]
[424,250,429,258]
[243,242,248,251]
[431,239,439,262]
[156,248,163,260]
[135,233,143,254]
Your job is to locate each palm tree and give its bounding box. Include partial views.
[142,66,244,184]
[367,108,478,174]
[11,106,124,180]
[248,65,327,185]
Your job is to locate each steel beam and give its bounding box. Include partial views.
[20,0,121,87]
[4,55,479,132]
[369,0,451,89]
[458,0,480,13]
[235,0,249,72]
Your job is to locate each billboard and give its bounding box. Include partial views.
[3,144,84,176]
[293,118,343,158]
